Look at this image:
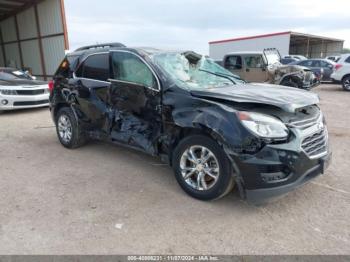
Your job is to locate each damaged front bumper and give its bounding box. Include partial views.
[229,128,331,204]
[302,73,320,89]
[243,152,331,204]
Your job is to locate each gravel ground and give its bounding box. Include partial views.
[0,84,349,255]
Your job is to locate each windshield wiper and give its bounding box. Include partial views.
[198,69,243,84]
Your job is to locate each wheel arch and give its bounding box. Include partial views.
[165,125,226,167]
[279,73,303,87]
[341,74,350,82]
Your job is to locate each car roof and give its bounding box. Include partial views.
[67,46,185,58]
[225,51,263,56]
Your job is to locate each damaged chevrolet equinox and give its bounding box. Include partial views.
[50,43,332,203]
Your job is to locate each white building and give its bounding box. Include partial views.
[209,31,344,60]
[0,0,68,80]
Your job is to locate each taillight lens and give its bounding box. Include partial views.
[48,80,54,93]
[335,64,342,70]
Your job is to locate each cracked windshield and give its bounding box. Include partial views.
[151,53,245,90]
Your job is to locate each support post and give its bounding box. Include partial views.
[34,3,47,80]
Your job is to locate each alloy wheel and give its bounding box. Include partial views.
[179,145,220,191]
[58,115,73,143]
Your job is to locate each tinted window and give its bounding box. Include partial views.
[244,55,264,68]
[111,52,157,88]
[345,56,350,63]
[320,61,332,68]
[299,60,313,67]
[311,60,321,67]
[78,53,110,81]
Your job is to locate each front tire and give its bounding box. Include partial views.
[172,135,234,201]
[55,107,87,149]
[342,76,350,91]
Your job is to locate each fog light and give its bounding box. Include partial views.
[1,99,8,105]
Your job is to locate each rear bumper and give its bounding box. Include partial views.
[245,152,332,204]
[0,93,49,110]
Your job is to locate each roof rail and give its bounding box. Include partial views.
[75,42,126,52]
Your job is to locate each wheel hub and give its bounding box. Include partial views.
[179,145,220,191]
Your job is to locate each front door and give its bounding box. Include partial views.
[224,55,244,79]
[242,54,268,82]
[109,51,162,155]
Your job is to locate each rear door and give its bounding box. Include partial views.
[242,54,268,82]
[108,51,162,155]
[73,53,111,133]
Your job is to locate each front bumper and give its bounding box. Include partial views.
[0,93,49,110]
[303,76,320,89]
[244,152,331,204]
[230,126,331,204]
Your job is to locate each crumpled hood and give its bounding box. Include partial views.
[190,83,319,112]
[0,79,47,87]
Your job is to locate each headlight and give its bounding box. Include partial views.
[0,89,17,95]
[237,111,288,140]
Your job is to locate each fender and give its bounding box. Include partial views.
[278,72,304,87]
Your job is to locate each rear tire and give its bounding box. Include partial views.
[172,135,234,201]
[55,107,87,149]
[342,76,350,91]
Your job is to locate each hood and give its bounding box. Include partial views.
[0,79,47,87]
[269,63,310,73]
[190,83,319,113]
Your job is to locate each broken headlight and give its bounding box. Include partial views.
[0,89,17,95]
[237,111,288,140]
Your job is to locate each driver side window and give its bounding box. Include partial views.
[111,52,157,89]
[225,55,242,70]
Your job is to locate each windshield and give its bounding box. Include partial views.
[0,70,33,81]
[264,49,281,65]
[151,52,245,90]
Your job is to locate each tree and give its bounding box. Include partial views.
[342,48,350,54]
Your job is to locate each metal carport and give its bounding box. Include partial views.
[0,0,68,80]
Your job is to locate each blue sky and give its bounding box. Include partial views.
[64,0,350,54]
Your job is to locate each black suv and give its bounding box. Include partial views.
[50,43,331,203]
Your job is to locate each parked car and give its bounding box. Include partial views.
[283,55,307,61]
[291,59,335,81]
[280,58,298,65]
[331,54,350,91]
[220,48,319,89]
[50,43,331,204]
[325,56,340,62]
[0,68,49,113]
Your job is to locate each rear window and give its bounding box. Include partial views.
[76,53,110,81]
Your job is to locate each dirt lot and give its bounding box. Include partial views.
[0,84,349,255]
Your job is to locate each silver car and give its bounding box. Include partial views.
[0,68,50,112]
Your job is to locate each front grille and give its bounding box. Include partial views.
[16,89,46,95]
[288,112,321,129]
[13,100,49,106]
[301,128,328,158]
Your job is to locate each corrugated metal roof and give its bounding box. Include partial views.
[0,0,41,22]
[209,31,344,45]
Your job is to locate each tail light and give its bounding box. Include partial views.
[335,64,343,70]
[48,80,54,93]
